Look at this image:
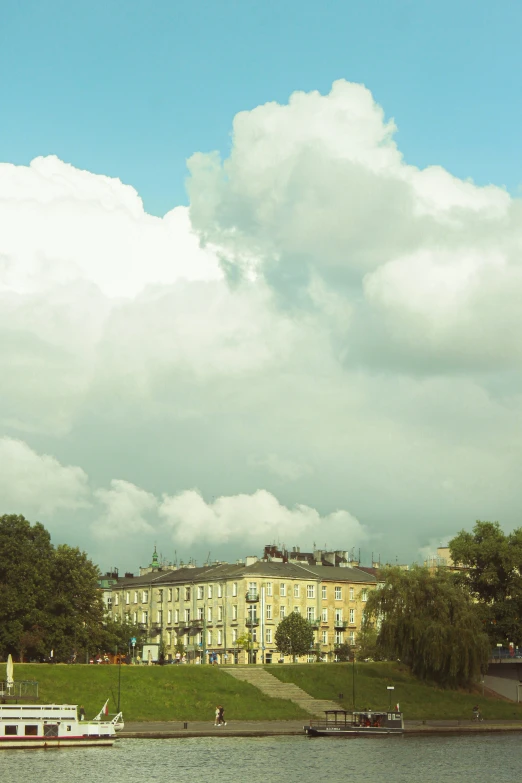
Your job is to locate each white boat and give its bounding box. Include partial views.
[0,703,124,749]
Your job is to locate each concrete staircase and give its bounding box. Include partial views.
[223,666,342,716]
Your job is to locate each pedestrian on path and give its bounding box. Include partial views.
[214,705,220,726]
[218,705,226,726]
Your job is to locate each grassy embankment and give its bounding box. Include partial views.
[16,664,308,722]
[14,662,522,722]
[269,662,522,721]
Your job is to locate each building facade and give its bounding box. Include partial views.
[108,555,378,664]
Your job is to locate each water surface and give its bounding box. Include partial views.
[1,734,520,782]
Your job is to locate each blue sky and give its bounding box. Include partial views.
[1,0,521,216]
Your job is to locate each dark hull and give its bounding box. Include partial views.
[305,725,403,737]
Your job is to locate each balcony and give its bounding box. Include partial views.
[189,618,204,629]
[245,590,259,602]
[246,616,260,626]
[334,619,348,629]
[308,618,321,628]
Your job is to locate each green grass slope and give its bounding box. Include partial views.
[16,664,308,722]
[268,662,522,720]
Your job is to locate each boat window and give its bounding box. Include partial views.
[25,725,38,736]
[67,725,72,731]
[44,724,59,737]
[5,725,18,735]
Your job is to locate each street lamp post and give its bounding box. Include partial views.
[387,686,395,711]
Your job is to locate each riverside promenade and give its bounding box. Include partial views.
[121,719,522,739]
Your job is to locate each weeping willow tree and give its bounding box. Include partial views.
[364,566,490,687]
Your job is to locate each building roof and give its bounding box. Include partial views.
[115,560,377,588]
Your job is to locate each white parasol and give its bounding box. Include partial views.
[6,654,14,690]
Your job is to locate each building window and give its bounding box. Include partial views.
[157,610,163,625]
[294,606,301,615]
[197,586,204,600]
[349,608,355,624]
[335,609,343,623]
[232,605,238,620]
[184,609,190,623]
[142,610,148,624]
[321,585,327,600]
[168,609,172,625]
[207,630,212,646]
[197,632,203,645]
[107,597,112,608]
[306,584,315,599]
[217,629,222,645]
[217,583,223,598]
[280,583,286,597]
[114,594,119,606]
[142,590,148,603]
[349,587,354,600]
[232,628,238,643]
[349,631,355,644]
[280,606,286,619]
[294,584,300,598]
[361,589,368,601]
[175,587,180,601]
[266,604,272,620]
[167,631,172,646]
[218,606,223,621]
[185,587,190,601]
[158,589,163,602]
[321,630,328,644]
[208,585,213,599]
[335,586,342,600]
[266,582,272,596]
[198,607,204,621]
[335,631,343,645]
[133,611,137,624]
[232,582,237,597]
[306,607,315,621]
[207,607,212,622]
[266,628,272,644]
[252,629,257,642]
[175,609,179,623]
[321,608,328,622]
[134,591,138,604]
[168,588,172,602]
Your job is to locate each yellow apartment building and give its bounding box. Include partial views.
[109,554,379,663]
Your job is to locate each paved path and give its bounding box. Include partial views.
[223,666,342,716]
[120,719,522,739]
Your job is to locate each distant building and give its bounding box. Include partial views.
[107,547,378,664]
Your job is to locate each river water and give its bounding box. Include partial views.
[1,734,520,782]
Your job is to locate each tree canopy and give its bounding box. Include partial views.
[363,566,490,687]
[0,513,138,661]
[449,521,522,645]
[274,611,314,660]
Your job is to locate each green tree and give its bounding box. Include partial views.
[334,642,354,662]
[274,612,314,661]
[0,514,54,660]
[364,566,490,687]
[449,521,522,645]
[46,544,106,661]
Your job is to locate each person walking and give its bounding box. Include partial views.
[218,705,226,726]
[214,705,220,726]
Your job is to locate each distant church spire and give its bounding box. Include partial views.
[151,545,159,570]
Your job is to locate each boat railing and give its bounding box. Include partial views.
[0,680,39,701]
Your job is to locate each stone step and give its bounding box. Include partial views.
[223,667,342,716]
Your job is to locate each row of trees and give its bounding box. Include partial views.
[0,514,141,662]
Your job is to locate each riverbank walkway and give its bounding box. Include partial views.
[120,719,522,738]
